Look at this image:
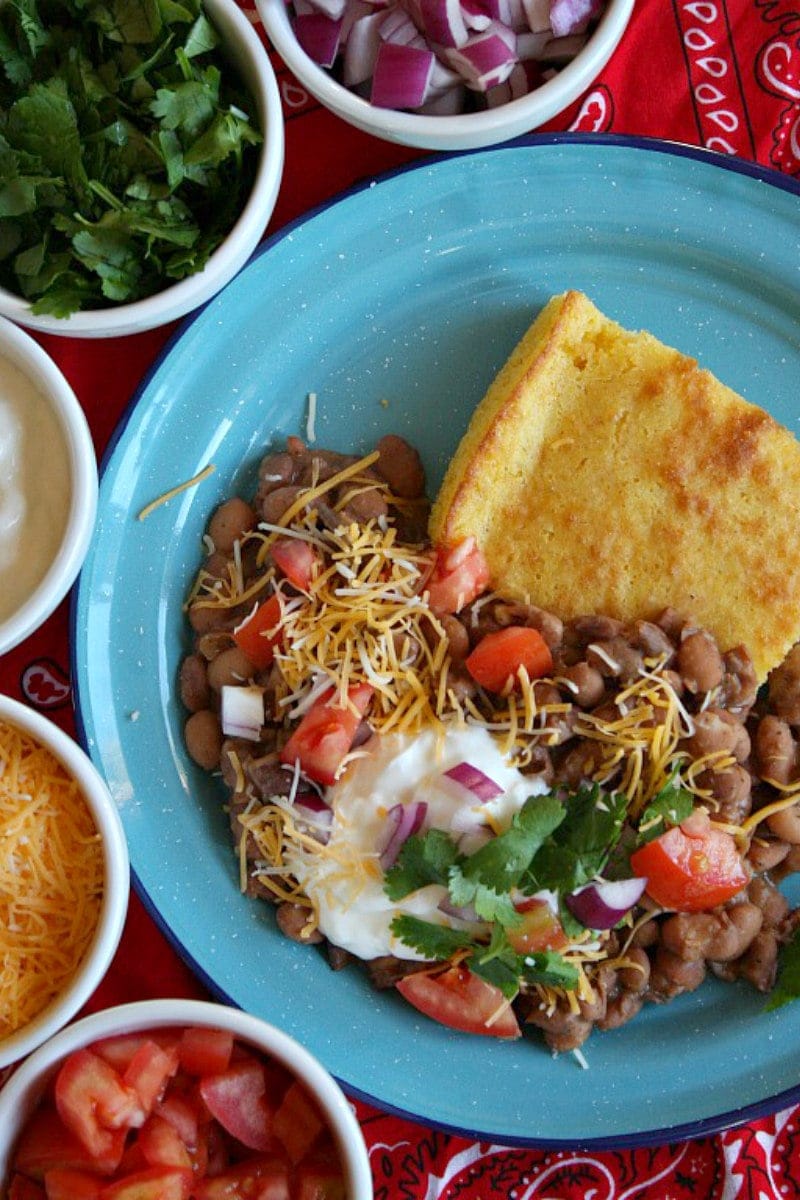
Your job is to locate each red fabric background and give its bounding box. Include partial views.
[2,1,800,1195]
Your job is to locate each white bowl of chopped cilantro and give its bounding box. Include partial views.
[0,0,285,337]
[256,0,633,152]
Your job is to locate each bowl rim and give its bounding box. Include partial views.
[0,998,373,1199]
[0,317,98,655]
[257,0,634,146]
[0,696,130,1069]
[0,0,285,339]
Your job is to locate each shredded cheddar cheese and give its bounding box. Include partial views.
[137,463,216,521]
[0,721,104,1038]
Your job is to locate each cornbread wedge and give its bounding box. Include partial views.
[429,290,800,681]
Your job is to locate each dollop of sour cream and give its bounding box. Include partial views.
[286,726,548,961]
[0,356,71,626]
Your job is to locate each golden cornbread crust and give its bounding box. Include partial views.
[429,290,800,682]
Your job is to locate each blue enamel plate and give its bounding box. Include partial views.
[73,134,800,1148]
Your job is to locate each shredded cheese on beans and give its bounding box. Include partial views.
[0,721,104,1038]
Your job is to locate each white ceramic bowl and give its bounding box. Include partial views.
[0,0,284,339]
[0,318,97,655]
[257,0,633,151]
[0,696,129,1069]
[0,999,373,1197]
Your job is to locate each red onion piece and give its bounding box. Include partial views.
[371,42,435,107]
[444,30,517,90]
[379,800,428,869]
[548,0,598,36]
[565,877,648,930]
[295,11,344,65]
[416,0,469,47]
[220,685,265,742]
[344,10,388,82]
[443,761,504,802]
[294,791,333,842]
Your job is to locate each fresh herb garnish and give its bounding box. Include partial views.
[0,0,261,315]
[637,771,695,845]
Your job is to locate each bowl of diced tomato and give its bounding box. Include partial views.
[0,999,373,1200]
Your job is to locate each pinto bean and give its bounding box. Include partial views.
[435,614,470,664]
[184,709,223,771]
[275,902,324,944]
[617,946,651,994]
[572,614,624,643]
[705,903,763,961]
[737,930,779,992]
[553,740,608,788]
[748,876,790,929]
[630,917,659,949]
[660,912,719,962]
[258,484,303,525]
[338,484,388,524]
[596,989,643,1031]
[523,744,554,785]
[585,638,643,684]
[746,836,790,873]
[208,497,256,554]
[695,764,752,824]
[196,631,234,661]
[677,629,724,694]
[766,800,800,845]
[558,661,605,708]
[524,1003,592,1052]
[629,620,676,663]
[648,946,706,1000]
[656,607,687,641]
[755,715,797,786]
[720,645,758,714]
[258,451,295,491]
[374,434,426,498]
[188,600,233,635]
[179,654,210,713]
[685,709,750,763]
[768,643,800,726]
[206,646,256,692]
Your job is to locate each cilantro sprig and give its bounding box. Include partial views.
[0,0,261,315]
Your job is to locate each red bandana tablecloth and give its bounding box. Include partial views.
[3,2,800,1196]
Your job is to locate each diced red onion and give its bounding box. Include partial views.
[538,31,587,59]
[445,30,517,90]
[379,800,428,869]
[343,10,388,83]
[295,11,344,65]
[416,0,469,48]
[461,0,492,30]
[220,685,265,742]
[416,83,465,112]
[443,761,504,801]
[371,41,435,107]
[516,28,549,57]
[565,877,648,931]
[548,0,598,36]
[294,790,333,842]
[380,5,426,43]
[522,0,550,29]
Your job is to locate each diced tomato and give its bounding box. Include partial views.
[138,1115,192,1170]
[273,1081,323,1165]
[396,966,521,1039]
[630,817,749,912]
[13,1107,126,1180]
[122,1041,179,1114]
[178,1027,233,1078]
[233,594,283,669]
[198,1057,274,1152]
[506,897,568,955]
[99,1167,192,1200]
[154,1093,199,1150]
[8,1175,46,1200]
[465,626,553,693]
[424,538,490,614]
[55,1050,144,1159]
[279,683,374,786]
[295,1157,347,1200]
[270,537,318,591]
[192,1158,291,1200]
[43,1168,105,1200]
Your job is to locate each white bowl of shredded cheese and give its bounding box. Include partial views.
[0,696,129,1069]
[0,317,98,655]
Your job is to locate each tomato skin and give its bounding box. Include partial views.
[55,1050,145,1159]
[271,537,318,591]
[178,1026,233,1077]
[506,898,568,955]
[8,1174,46,1200]
[138,1115,192,1171]
[12,1108,126,1179]
[630,823,748,912]
[233,594,283,669]
[465,626,553,693]
[122,1041,179,1113]
[425,539,490,614]
[99,1166,193,1200]
[191,1158,291,1200]
[43,1168,104,1200]
[279,683,374,786]
[396,966,521,1039]
[273,1081,323,1165]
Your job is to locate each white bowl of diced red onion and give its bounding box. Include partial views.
[257,0,633,150]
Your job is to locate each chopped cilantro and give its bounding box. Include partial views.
[523,783,628,896]
[383,828,459,901]
[637,771,695,844]
[0,0,261,314]
[389,915,474,963]
[765,927,800,1012]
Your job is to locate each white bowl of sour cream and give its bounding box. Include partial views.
[0,318,97,655]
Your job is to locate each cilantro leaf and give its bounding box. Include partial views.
[637,772,694,845]
[448,794,566,927]
[383,829,459,901]
[389,915,474,962]
[524,784,628,895]
[765,927,800,1012]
